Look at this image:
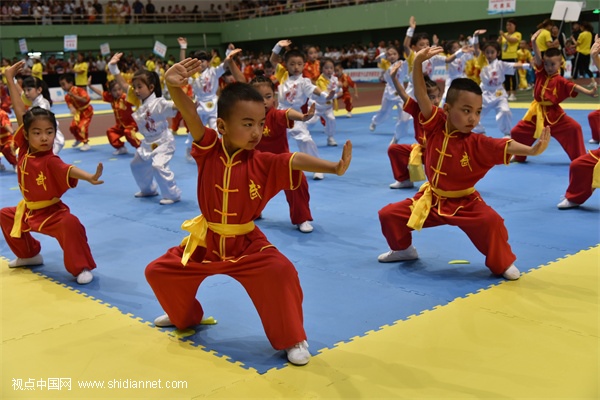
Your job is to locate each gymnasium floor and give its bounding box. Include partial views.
[1,91,598,399]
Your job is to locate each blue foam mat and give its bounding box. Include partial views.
[1,108,598,373]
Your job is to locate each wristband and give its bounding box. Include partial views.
[406,27,415,37]
[108,63,121,75]
[319,92,329,101]
[471,35,479,45]
[180,44,187,50]
[272,44,282,54]
[453,49,463,57]
[521,63,531,70]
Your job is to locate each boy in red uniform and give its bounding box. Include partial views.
[145,58,352,366]
[334,62,358,118]
[1,61,104,285]
[59,73,94,151]
[88,78,140,155]
[510,30,598,163]
[378,46,551,280]
[0,107,16,171]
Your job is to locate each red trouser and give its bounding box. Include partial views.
[341,92,353,112]
[170,111,189,133]
[145,245,306,350]
[589,110,600,142]
[283,174,312,225]
[107,125,140,149]
[1,204,96,276]
[388,144,412,182]
[378,197,516,275]
[510,115,585,162]
[69,113,93,143]
[565,148,600,204]
[1,142,17,166]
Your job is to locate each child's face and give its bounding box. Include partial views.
[199,59,209,72]
[427,86,442,107]
[444,91,482,133]
[307,47,318,62]
[321,61,334,78]
[413,38,429,51]
[264,67,274,76]
[484,46,498,62]
[334,65,343,77]
[543,55,561,75]
[285,56,304,76]
[386,48,400,63]
[255,84,276,111]
[450,42,460,53]
[23,86,42,102]
[218,100,265,153]
[59,79,73,92]
[26,118,56,153]
[519,40,527,50]
[110,83,123,99]
[132,79,152,101]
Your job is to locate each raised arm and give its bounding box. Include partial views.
[270,39,291,68]
[87,76,102,97]
[413,46,445,120]
[403,16,416,56]
[177,37,188,62]
[389,61,409,103]
[165,58,204,142]
[291,140,352,175]
[4,61,27,126]
[108,52,129,92]
[531,29,543,67]
[471,29,486,57]
[224,48,245,82]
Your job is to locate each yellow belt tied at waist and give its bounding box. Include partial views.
[10,197,61,238]
[179,215,255,266]
[407,183,475,231]
[592,158,600,189]
[408,143,426,182]
[522,100,553,138]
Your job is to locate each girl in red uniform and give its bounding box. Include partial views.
[334,62,358,118]
[1,61,104,285]
[145,58,352,366]
[59,73,94,151]
[0,107,15,171]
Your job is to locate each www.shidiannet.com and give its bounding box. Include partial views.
[11,377,188,391]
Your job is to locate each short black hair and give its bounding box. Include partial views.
[217,82,264,121]
[249,75,275,91]
[543,48,562,58]
[192,50,211,62]
[58,73,75,84]
[23,106,57,133]
[446,78,482,104]
[283,49,305,63]
[410,33,429,47]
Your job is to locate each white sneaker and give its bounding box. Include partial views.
[346,112,352,118]
[159,198,180,205]
[72,140,82,148]
[502,264,520,280]
[377,246,419,262]
[389,136,398,145]
[8,254,44,268]
[503,133,511,138]
[327,137,338,146]
[76,269,93,284]
[508,94,517,101]
[297,221,313,233]
[113,147,128,155]
[313,172,324,180]
[80,143,91,151]
[588,138,599,144]
[557,198,580,209]
[134,191,159,198]
[389,180,414,189]
[185,147,194,162]
[285,340,310,366]
[154,314,174,327]
[369,122,376,132]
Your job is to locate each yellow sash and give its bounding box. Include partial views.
[407,183,475,231]
[316,75,338,111]
[592,158,600,189]
[10,198,61,238]
[522,100,553,138]
[408,143,425,182]
[179,215,255,266]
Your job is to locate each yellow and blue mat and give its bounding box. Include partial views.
[1,103,598,399]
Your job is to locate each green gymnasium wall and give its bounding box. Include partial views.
[1,0,595,59]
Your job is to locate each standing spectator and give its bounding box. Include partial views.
[92,0,102,21]
[144,0,155,22]
[572,21,594,84]
[132,0,143,23]
[535,19,559,57]
[498,18,521,101]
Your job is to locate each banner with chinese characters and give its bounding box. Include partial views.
[18,39,28,54]
[153,41,167,58]
[488,0,516,14]
[63,35,78,52]
[100,43,111,57]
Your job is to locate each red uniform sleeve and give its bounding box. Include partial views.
[102,91,114,103]
[402,97,421,119]
[45,155,78,190]
[347,75,356,88]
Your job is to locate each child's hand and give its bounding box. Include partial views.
[326,90,336,101]
[530,126,551,155]
[226,48,242,61]
[177,37,187,47]
[390,60,403,77]
[301,103,315,121]
[473,29,487,36]
[277,39,292,48]
[531,29,542,42]
[109,52,122,65]
[5,60,25,80]
[165,58,201,87]
[89,163,104,185]
[334,140,352,176]
[591,34,600,58]
[409,16,416,29]
[87,76,92,86]
[414,46,444,63]
[462,45,474,53]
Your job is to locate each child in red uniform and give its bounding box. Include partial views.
[145,58,352,366]
[557,36,600,209]
[1,61,104,285]
[378,46,551,280]
[59,73,94,151]
[334,62,358,118]
[510,30,598,163]
[387,61,441,189]
[0,108,15,171]
[88,78,141,155]
[303,45,321,84]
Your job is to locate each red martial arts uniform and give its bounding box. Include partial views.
[303,60,320,84]
[0,109,16,166]
[145,128,307,350]
[65,86,94,144]
[170,84,192,133]
[510,64,585,162]
[564,148,600,205]
[102,91,140,150]
[378,105,516,275]
[338,73,356,113]
[388,97,425,183]
[256,107,313,225]
[0,127,96,276]
[588,109,600,143]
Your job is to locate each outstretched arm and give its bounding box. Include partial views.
[4,61,27,126]
[413,46,445,120]
[287,103,315,122]
[165,58,204,142]
[177,37,188,62]
[87,76,103,97]
[108,52,129,93]
[292,140,352,175]
[69,163,104,185]
[270,39,291,68]
[507,126,551,156]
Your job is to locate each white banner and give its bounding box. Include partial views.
[153,41,167,58]
[345,68,383,83]
[64,35,78,52]
[18,39,28,54]
[100,43,111,56]
[488,0,516,14]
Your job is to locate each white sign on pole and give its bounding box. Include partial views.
[64,35,78,52]
[551,1,583,22]
[18,39,28,54]
[100,43,111,56]
[153,41,167,58]
[488,0,516,14]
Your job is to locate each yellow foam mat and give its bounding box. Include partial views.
[1,247,598,399]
